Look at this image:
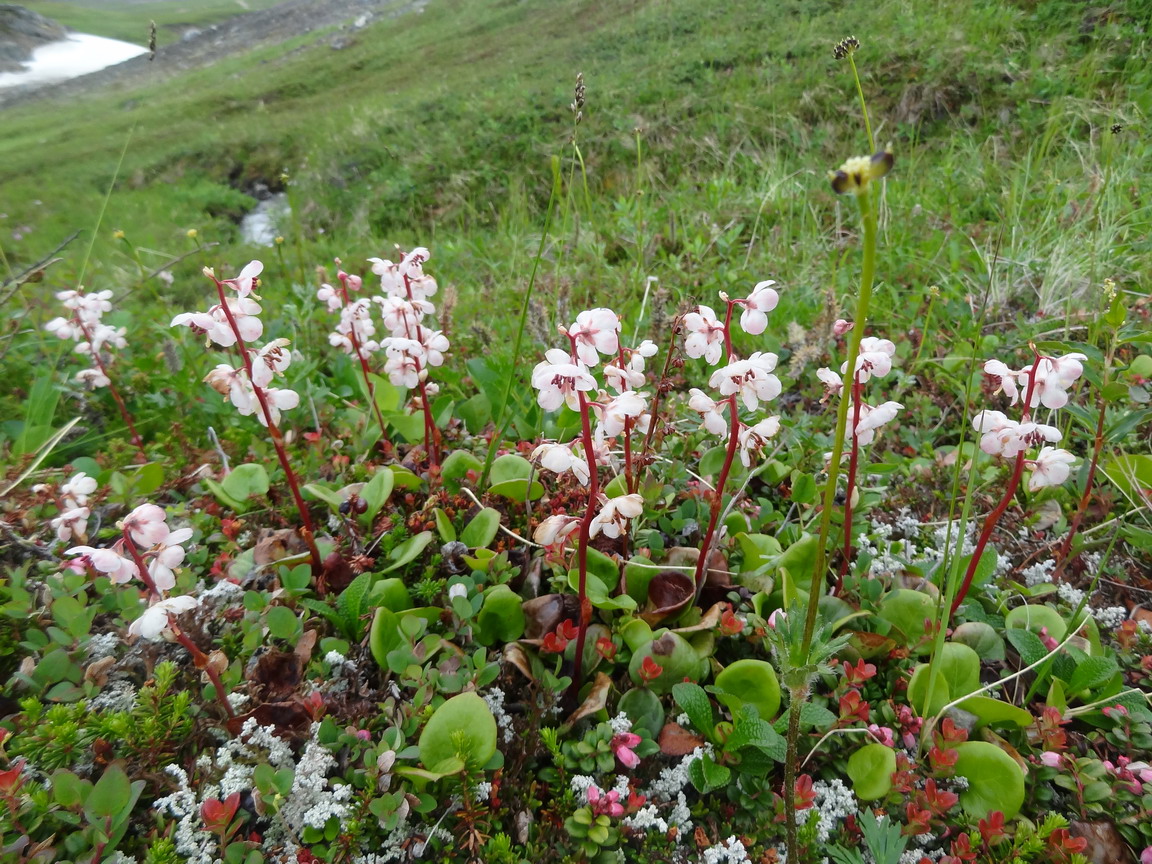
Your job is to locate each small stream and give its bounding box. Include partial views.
[239,193,292,247]
[0,33,148,90]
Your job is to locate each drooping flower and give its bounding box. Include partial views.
[122,503,171,547]
[816,367,843,400]
[1027,447,1076,491]
[568,308,621,367]
[589,493,644,539]
[1019,353,1087,410]
[219,260,263,298]
[682,305,727,365]
[533,514,580,547]
[842,337,896,382]
[532,440,592,486]
[66,543,136,583]
[251,338,293,387]
[593,390,649,438]
[738,280,780,336]
[688,388,729,437]
[586,785,625,818]
[611,732,643,769]
[709,352,781,411]
[851,400,903,446]
[738,416,782,467]
[531,349,597,412]
[146,528,194,592]
[983,359,1019,404]
[128,594,201,641]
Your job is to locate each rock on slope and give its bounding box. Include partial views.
[0,5,67,72]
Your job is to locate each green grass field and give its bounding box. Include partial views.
[21,0,286,44]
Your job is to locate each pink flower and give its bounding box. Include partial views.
[867,724,895,747]
[1027,447,1076,491]
[1020,353,1087,410]
[768,609,786,629]
[220,260,263,298]
[832,319,853,336]
[1039,751,1063,768]
[586,785,624,818]
[984,359,1020,404]
[1038,626,1059,651]
[128,594,201,641]
[122,503,170,546]
[1140,847,1152,864]
[816,367,843,400]
[738,280,780,335]
[531,349,597,412]
[842,337,896,382]
[612,733,642,769]
[532,440,591,486]
[568,308,621,367]
[709,352,781,411]
[682,305,726,365]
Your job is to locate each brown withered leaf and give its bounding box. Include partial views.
[227,701,311,737]
[1069,821,1135,864]
[84,656,116,688]
[294,629,318,665]
[503,643,536,683]
[252,529,307,567]
[246,649,303,702]
[658,722,706,756]
[670,602,726,635]
[640,570,696,626]
[565,672,612,727]
[521,593,580,641]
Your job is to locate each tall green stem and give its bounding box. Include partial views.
[848,56,875,153]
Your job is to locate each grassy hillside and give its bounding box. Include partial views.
[21,0,287,44]
[1,0,1148,339]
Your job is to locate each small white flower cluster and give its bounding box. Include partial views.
[1021,559,1056,587]
[1093,605,1129,629]
[326,649,349,668]
[368,248,450,393]
[609,711,633,735]
[570,774,597,796]
[157,721,354,859]
[483,687,516,744]
[797,779,857,844]
[700,836,750,863]
[631,744,713,838]
[45,287,127,389]
[817,337,904,448]
[173,261,300,429]
[36,471,98,543]
[1058,582,1086,606]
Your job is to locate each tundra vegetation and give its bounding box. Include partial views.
[1,1,1151,863]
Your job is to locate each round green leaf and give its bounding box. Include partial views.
[714,659,781,721]
[846,743,896,801]
[1005,604,1067,642]
[877,589,935,649]
[952,741,1025,819]
[418,693,497,775]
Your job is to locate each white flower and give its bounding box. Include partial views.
[129,595,201,641]
[568,308,621,367]
[594,390,648,438]
[983,359,1019,404]
[447,583,468,601]
[375,295,432,331]
[66,544,137,583]
[589,494,644,539]
[971,411,1061,458]
[709,352,781,411]
[254,388,300,427]
[738,417,781,467]
[531,348,597,412]
[851,400,903,446]
[61,472,97,507]
[688,388,729,437]
[683,305,726,365]
[1027,447,1076,491]
[75,368,111,389]
[534,514,580,546]
[604,341,657,393]
[251,338,292,388]
[1020,353,1087,410]
[221,260,263,297]
[738,280,780,336]
[52,506,90,543]
[122,503,170,546]
[146,528,193,592]
[316,283,342,312]
[532,440,591,485]
[842,337,896,382]
[415,326,450,367]
[816,367,843,400]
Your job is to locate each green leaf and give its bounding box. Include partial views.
[303,483,345,512]
[381,531,435,573]
[51,770,85,808]
[1006,627,1049,666]
[441,450,483,492]
[847,743,896,801]
[418,693,497,775]
[384,410,425,442]
[434,508,456,542]
[265,606,300,641]
[336,573,373,640]
[956,696,1033,729]
[714,659,781,722]
[1005,604,1067,641]
[222,463,270,501]
[1067,655,1120,697]
[727,705,786,760]
[460,507,501,549]
[671,682,713,734]
[456,392,492,435]
[361,468,395,522]
[953,741,1025,820]
[84,764,131,823]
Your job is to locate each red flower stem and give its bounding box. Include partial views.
[692,301,741,598]
[836,374,864,591]
[211,278,324,587]
[75,319,147,461]
[637,314,684,480]
[570,387,600,699]
[693,394,741,598]
[121,527,161,602]
[336,274,390,445]
[1053,389,1107,577]
[949,353,1041,616]
[170,623,236,720]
